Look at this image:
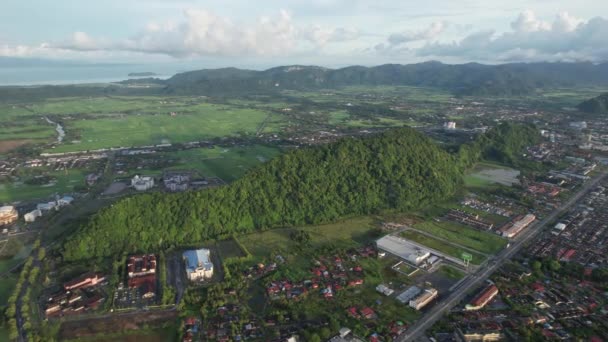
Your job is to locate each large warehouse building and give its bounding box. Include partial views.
[376,235,431,265]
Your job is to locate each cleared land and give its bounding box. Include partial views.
[465,162,520,188]
[412,221,508,255]
[400,230,486,265]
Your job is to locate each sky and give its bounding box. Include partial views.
[1,0,608,68]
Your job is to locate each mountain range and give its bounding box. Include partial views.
[156,61,608,96]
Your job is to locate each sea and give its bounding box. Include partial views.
[0,64,187,86]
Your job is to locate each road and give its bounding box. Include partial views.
[398,171,607,341]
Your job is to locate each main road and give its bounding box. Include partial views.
[398,171,607,341]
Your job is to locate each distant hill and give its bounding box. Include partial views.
[163,62,608,96]
[128,72,157,77]
[578,93,608,114]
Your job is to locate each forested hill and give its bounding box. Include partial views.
[163,62,608,96]
[578,93,608,114]
[62,123,539,261]
[63,127,463,261]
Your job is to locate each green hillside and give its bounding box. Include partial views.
[578,93,608,114]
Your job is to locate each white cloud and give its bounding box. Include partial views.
[387,21,446,45]
[46,8,358,58]
[417,11,608,62]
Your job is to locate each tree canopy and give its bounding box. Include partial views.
[63,123,538,261]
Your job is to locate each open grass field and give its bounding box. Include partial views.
[239,216,378,259]
[465,162,520,188]
[50,104,276,152]
[0,169,86,202]
[413,220,507,255]
[162,145,281,182]
[400,230,486,265]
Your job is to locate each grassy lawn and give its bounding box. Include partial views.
[413,221,507,255]
[0,274,17,306]
[0,169,86,202]
[400,230,486,265]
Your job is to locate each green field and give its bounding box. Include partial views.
[0,274,17,306]
[51,104,276,152]
[464,162,520,188]
[413,221,507,254]
[400,230,486,265]
[0,169,86,202]
[239,216,377,259]
[161,145,281,182]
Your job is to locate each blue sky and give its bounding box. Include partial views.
[1,0,607,68]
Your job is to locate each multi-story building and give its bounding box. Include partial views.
[183,248,214,281]
[132,175,154,191]
[127,254,157,278]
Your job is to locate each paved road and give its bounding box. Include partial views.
[398,171,607,341]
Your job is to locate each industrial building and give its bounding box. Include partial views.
[465,284,499,311]
[500,214,536,238]
[376,235,431,265]
[0,206,18,225]
[183,248,214,281]
[397,286,422,304]
[409,288,438,310]
[131,175,155,191]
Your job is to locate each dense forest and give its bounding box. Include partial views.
[578,93,608,114]
[62,123,539,261]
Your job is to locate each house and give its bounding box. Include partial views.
[183,249,214,281]
[360,307,376,319]
[0,206,18,225]
[131,175,154,191]
[376,284,394,296]
[24,209,42,223]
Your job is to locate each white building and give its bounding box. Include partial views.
[376,284,394,296]
[131,175,154,191]
[444,121,457,130]
[554,223,567,231]
[57,196,74,206]
[24,209,42,223]
[183,249,214,281]
[376,235,431,265]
